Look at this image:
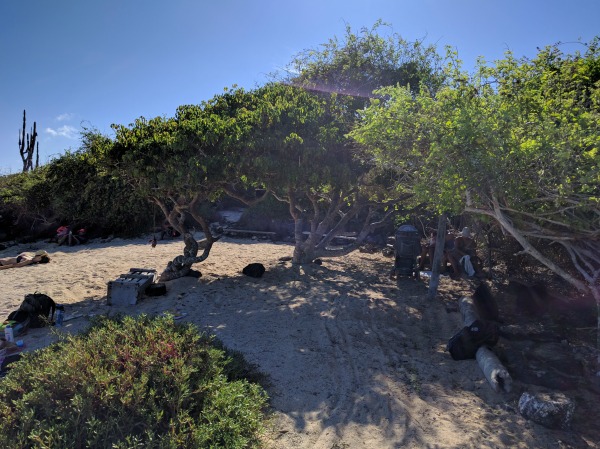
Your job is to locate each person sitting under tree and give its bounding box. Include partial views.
[448,227,483,278]
[418,230,455,273]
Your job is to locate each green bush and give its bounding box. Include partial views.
[0,151,153,239]
[43,152,153,236]
[0,315,268,449]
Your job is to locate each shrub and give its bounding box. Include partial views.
[0,315,268,449]
[0,152,153,240]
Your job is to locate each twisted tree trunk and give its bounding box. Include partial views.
[158,232,214,281]
[153,195,220,282]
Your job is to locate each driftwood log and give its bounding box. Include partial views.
[459,296,512,393]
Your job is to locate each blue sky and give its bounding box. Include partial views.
[1,0,598,174]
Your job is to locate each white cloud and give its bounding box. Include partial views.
[55,113,74,122]
[45,125,78,139]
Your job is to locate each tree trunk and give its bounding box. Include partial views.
[154,195,219,282]
[291,214,311,264]
[595,288,600,366]
[428,213,447,300]
[158,232,215,281]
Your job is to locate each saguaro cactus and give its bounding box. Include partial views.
[19,109,38,172]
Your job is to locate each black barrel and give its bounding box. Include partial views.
[393,224,421,277]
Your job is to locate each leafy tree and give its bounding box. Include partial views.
[0,134,151,239]
[0,168,51,237]
[257,23,444,263]
[242,82,394,264]
[352,40,600,360]
[107,88,259,279]
[282,20,444,100]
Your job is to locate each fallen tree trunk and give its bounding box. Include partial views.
[475,346,513,393]
[459,296,512,393]
[458,296,479,327]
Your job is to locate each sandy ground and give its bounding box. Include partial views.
[0,235,597,449]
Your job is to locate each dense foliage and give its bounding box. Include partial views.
[0,315,268,448]
[255,23,445,262]
[351,40,600,352]
[0,144,151,239]
[1,25,597,311]
[283,20,444,100]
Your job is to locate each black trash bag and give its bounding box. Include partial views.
[242,263,266,278]
[447,319,499,360]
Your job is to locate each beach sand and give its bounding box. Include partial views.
[0,235,596,448]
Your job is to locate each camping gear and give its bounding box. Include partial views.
[447,319,499,360]
[460,255,476,277]
[4,325,14,343]
[3,311,31,337]
[392,224,421,279]
[145,283,167,296]
[107,268,157,306]
[19,293,56,327]
[55,305,65,327]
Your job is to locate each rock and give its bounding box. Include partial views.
[242,263,265,278]
[518,391,575,429]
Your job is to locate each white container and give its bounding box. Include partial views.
[4,325,14,343]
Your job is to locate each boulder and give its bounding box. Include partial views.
[518,391,575,429]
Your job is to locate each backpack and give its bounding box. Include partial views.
[447,319,499,360]
[5,309,31,336]
[18,293,56,328]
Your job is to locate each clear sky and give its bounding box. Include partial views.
[1,0,598,174]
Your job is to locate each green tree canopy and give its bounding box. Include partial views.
[106,88,260,279]
[283,20,444,101]
[352,39,600,355]
[259,22,445,262]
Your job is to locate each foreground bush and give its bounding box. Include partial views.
[0,315,268,448]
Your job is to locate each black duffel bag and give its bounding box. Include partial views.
[447,319,499,360]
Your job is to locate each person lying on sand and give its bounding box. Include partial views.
[0,250,51,270]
